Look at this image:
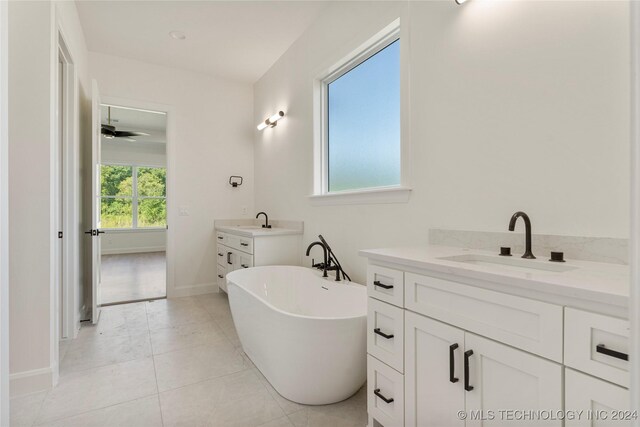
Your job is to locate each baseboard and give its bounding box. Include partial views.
[10,366,54,397]
[168,282,218,298]
[101,246,166,255]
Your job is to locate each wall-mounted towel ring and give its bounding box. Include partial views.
[229,176,243,188]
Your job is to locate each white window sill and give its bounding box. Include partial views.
[309,186,412,206]
[102,228,167,233]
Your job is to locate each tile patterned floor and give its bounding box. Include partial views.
[10,293,367,427]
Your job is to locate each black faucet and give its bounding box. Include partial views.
[256,212,271,228]
[508,211,535,259]
[306,241,328,277]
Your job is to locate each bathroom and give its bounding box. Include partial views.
[1,0,638,426]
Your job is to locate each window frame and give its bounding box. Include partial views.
[99,162,167,231]
[312,19,411,205]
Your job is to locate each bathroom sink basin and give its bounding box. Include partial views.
[236,225,264,229]
[438,254,577,273]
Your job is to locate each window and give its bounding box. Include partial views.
[100,164,166,229]
[321,30,401,195]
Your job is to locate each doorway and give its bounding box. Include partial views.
[98,104,168,305]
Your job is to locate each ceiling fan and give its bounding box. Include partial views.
[101,106,150,142]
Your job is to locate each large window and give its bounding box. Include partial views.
[100,164,166,229]
[323,35,401,193]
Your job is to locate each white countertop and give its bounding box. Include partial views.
[359,245,629,316]
[216,225,303,237]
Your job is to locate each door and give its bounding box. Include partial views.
[90,79,102,324]
[405,311,465,427]
[565,368,630,426]
[464,333,562,426]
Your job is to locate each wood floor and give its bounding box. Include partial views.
[100,251,166,305]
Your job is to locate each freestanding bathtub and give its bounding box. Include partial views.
[226,265,367,405]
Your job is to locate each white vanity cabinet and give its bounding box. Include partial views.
[215,225,302,292]
[361,247,630,427]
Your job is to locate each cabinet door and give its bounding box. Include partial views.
[405,311,465,427]
[565,368,631,427]
[225,248,237,272]
[465,333,562,426]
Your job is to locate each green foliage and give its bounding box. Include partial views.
[100,165,166,228]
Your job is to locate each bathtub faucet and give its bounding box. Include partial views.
[306,241,328,277]
[318,235,351,282]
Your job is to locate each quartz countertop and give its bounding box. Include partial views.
[216,225,303,237]
[359,245,629,317]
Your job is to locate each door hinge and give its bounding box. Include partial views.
[58,231,63,239]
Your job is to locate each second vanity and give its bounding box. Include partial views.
[214,219,303,292]
[360,245,630,427]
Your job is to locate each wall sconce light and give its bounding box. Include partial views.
[257,111,285,131]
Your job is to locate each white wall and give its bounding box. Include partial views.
[89,52,254,296]
[101,140,166,167]
[0,0,9,421]
[8,0,90,395]
[253,0,630,284]
[101,231,166,255]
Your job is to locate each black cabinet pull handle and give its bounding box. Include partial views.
[241,264,249,268]
[218,274,223,279]
[464,350,474,391]
[596,344,628,361]
[450,343,459,383]
[218,253,223,257]
[217,236,223,240]
[241,242,249,247]
[373,388,394,404]
[373,280,393,290]
[374,328,394,339]
[227,252,232,265]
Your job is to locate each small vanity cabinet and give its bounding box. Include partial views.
[215,220,303,292]
[361,247,630,427]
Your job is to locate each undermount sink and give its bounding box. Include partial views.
[235,225,265,229]
[438,254,578,273]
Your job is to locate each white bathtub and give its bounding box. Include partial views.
[226,265,367,405]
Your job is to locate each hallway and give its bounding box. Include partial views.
[100,252,166,304]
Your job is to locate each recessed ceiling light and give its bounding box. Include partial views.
[169,31,186,40]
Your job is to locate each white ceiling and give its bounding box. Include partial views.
[76,1,329,84]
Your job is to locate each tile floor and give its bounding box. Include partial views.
[100,252,167,305]
[10,293,367,427]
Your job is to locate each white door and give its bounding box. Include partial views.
[464,333,563,426]
[405,311,465,427]
[565,368,631,426]
[90,79,102,324]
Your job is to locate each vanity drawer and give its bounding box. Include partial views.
[225,234,254,254]
[404,272,563,362]
[367,265,404,308]
[237,252,254,270]
[216,231,228,244]
[368,298,404,373]
[217,264,227,293]
[565,368,630,426]
[368,355,404,427]
[565,308,629,387]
